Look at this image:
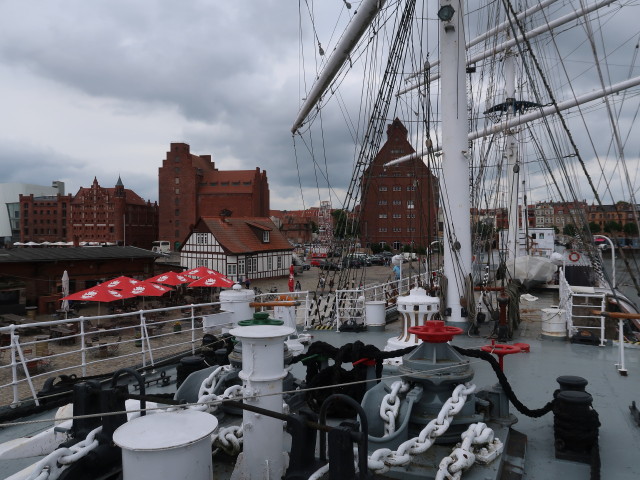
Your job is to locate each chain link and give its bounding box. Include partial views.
[26,426,102,480]
[368,383,476,474]
[435,422,503,480]
[379,380,410,436]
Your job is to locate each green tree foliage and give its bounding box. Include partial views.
[623,222,638,235]
[563,224,577,236]
[588,221,601,233]
[603,221,622,234]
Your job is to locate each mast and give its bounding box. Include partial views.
[438,0,471,323]
[504,38,519,266]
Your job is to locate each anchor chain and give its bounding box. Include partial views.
[436,422,503,480]
[368,383,476,474]
[380,380,410,436]
[26,426,103,480]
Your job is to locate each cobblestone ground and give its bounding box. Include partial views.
[1,263,426,407]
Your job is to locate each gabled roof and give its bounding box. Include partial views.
[196,217,292,254]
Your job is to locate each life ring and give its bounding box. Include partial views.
[568,251,581,263]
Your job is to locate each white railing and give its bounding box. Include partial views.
[0,302,221,407]
[559,268,607,345]
[334,273,429,328]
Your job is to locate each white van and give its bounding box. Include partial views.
[151,241,171,254]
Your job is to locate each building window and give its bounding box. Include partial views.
[277,256,283,269]
[248,257,258,273]
[378,200,387,205]
[407,185,416,191]
[175,177,180,184]
[540,233,545,239]
[175,167,180,173]
[175,209,180,216]
[227,264,237,276]
[393,200,402,206]
[393,213,401,219]
[175,188,180,194]
[379,186,388,192]
[238,259,246,276]
[406,213,416,219]
[393,185,402,191]
[196,233,207,244]
[267,256,273,270]
[263,231,270,242]
[379,228,387,232]
[393,227,401,233]
[407,200,414,209]
[196,258,208,268]
[407,227,415,232]
[393,241,401,250]
[175,230,180,237]
[379,213,388,219]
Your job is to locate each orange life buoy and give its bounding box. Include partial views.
[568,251,580,262]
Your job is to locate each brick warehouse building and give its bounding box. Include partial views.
[69,177,158,248]
[20,177,158,248]
[158,143,270,250]
[19,193,73,243]
[360,119,439,250]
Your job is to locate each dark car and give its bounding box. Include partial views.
[319,261,341,271]
[369,255,385,265]
[341,257,363,268]
[302,263,311,271]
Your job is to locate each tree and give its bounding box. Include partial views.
[588,221,601,234]
[563,224,577,236]
[623,222,638,236]
[604,221,622,234]
[370,243,383,254]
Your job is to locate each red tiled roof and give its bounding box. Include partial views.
[198,217,292,254]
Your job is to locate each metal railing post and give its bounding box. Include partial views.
[80,317,87,377]
[10,325,19,406]
[191,305,196,354]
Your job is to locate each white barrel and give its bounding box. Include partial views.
[113,410,218,480]
[541,307,567,339]
[365,301,386,331]
[219,284,255,328]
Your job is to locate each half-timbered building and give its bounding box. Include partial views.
[180,217,293,282]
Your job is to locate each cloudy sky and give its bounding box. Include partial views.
[0,0,638,212]
[0,0,355,210]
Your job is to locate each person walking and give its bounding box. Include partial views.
[244,277,251,289]
[295,280,301,291]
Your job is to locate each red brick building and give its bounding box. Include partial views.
[360,119,439,249]
[70,177,158,248]
[158,143,270,250]
[19,193,73,242]
[270,209,317,244]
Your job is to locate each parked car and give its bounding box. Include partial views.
[341,257,363,268]
[369,255,385,265]
[319,261,341,271]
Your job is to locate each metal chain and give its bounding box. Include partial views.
[368,383,476,474]
[435,422,504,480]
[380,380,410,436]
[26,426,102,480]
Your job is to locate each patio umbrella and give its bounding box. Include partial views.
[99,276,144,290]
[147,271,191,286]
[121,281,172,308]
[188,274,235,302]
[183,267,224,278]
[61,284,137,317]
[61,270,70,319]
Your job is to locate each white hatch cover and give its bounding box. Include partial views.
[113,410,218,451]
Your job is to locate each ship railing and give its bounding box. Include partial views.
[559,268,607,345]
[0,301,221,407]
[335,273,428,328]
